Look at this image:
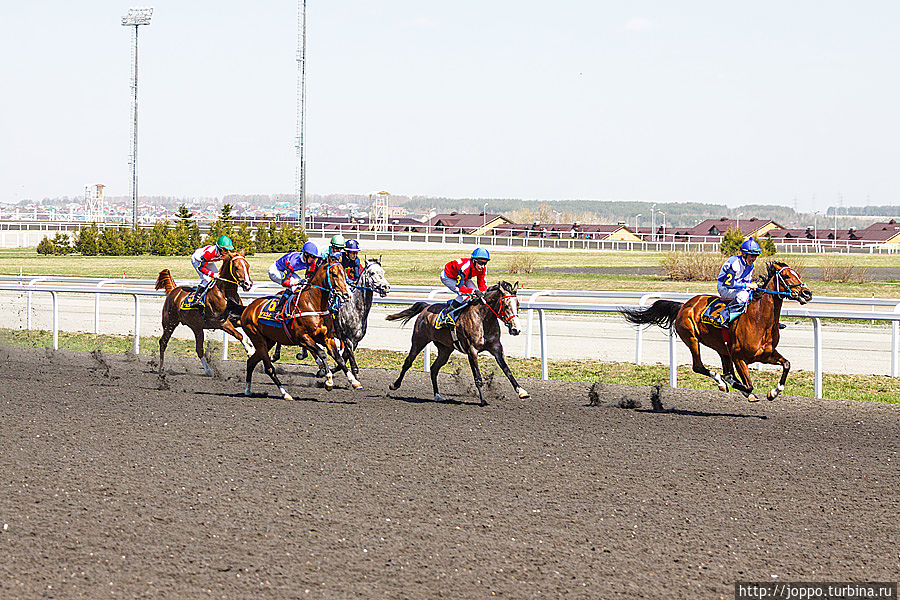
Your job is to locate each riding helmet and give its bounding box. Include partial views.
[301,241,320,257]
[739,239,762,255]
[216,235,235,251]
[471,247,490,261]
[330,234,346,250]
[345,239,360,251]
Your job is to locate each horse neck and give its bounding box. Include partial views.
[750,276,782,326]
[301,268,333,309]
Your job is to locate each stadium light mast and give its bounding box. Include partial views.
[122,7,153,229]
[296,0,308,230]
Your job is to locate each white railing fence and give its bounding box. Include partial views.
[2,278,900,400]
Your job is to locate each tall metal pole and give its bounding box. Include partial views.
[296,0,308,230]
[131,24,139,229]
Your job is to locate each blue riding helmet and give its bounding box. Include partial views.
[301,241,320,257]
[344,239,359,251]
[740,239,762,256]
[471,247,490,261]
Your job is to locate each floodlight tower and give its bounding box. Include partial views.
[122,7,153,229]
[296,0,308,229]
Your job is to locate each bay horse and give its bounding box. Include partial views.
[273,258,391,379]
[386,281,529,406]
[620,261,812,402]
[155,250,254,375]
[240,255,359,400]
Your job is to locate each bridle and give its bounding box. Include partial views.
[305,259,347,313]
[349,260,384,293]
[215,255,249,288]
[759,265,806,300]
[482,289,519,326]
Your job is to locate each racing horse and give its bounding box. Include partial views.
[240,255,358,399]
[386,281,529,406]
[155,250,254,375]
[620,261,812,402]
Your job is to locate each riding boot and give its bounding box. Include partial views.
[276,289,293,321]
[196,281,211,307]
[435,298,465,329]
[723,299,745,324]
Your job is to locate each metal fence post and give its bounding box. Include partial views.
[813,317,822,398]
[525,291,548,359]
[222,330,229,361]
[51,291,58,350]
[635,293,658,365]
[539,309,548,380]
[892,304,900,377]
[669,327,677,388]
[132,294,141,355]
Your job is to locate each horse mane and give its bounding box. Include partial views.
[760,260,789,287]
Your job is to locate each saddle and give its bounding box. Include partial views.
[179,289,204,311]
[700,297,745,329]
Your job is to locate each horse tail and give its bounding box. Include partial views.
[386,301,429,326]
[155,269,177,293]
[619,300,682,330]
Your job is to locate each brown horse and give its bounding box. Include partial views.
[155,250,254,375]
[386,281,529,406]
[620,261,812,402]
[240,256,358,400]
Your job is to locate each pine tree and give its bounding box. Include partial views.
[75,224,100,256]
[149,221,172,255]
[206,203,236,245]
[50,233,74,255]
[254,223,271,253]
[719,228,745,256]
[99,228,126,256]
[232,223,255,255]
[36,237,54,255]
[760,236,777,257]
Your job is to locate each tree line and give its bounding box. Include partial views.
[36,204,307,256]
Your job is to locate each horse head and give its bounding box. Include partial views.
[764,261,812,305]
[487,281,521,336]
[361,258,391,297]
[312,255,350,304]
[223,250,254,292]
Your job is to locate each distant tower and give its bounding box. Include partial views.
[122,7,153,229]
[371,191,392,231]
[84,184,106,222]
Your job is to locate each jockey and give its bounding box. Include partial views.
[322,234,346,259]
[341,239,362,282]
[190,235,234,305]
[435,247,489,329]
[268,241,321,318]
[716,238,761,323]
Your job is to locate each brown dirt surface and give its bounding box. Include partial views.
[0,346,897,599]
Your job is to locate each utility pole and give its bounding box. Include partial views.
[122,7,153,229]
[296,0,308,230]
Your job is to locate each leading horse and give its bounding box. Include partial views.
[240,255,359,400]
[386,281,529,406]
[620,261,812,402]
[155,250,254,375]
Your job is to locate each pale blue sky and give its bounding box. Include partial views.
[1,1,898,212]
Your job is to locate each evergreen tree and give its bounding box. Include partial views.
[232,223,255,255]
[99,228,126,256]
[36,237,54,255]
[149,221,173,255]
[254,223,271,253]
[50,233,74,255]
[719,228,745,256]
[760,236,777,257]
[123,227,148,255]
[75,224,100,256]
[206,203,236,245]
[172,205,199,255]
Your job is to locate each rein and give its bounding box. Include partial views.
[759,265,804,299]
[349,262,377,291]
[305,262,345,313]
[215,257,243,286]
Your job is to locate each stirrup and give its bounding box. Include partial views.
[435,310,455,330]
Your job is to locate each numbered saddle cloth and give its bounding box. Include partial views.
[700,297,732,328]
[179,290,203,311]
[257,296,285,328]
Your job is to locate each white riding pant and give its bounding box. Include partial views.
[191,259,218,285]
[440,271,476,303]
[268,264,303,289]
[717,285,752,305]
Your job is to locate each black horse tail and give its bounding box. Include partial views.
[619,300,682,330]
[386,301,429,326]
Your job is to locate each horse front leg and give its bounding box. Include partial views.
[761,350,790,401]
[488,344,529,399]
[390,335,429,392]
[190,325,213,376]
[429,344,453,402]
[465,347,486,406]
[325,336,360,390]
[220,320,254,356]
[732,358,757,402]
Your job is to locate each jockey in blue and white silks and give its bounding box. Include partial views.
[716,238,761,321]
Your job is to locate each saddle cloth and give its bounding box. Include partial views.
[257,296,285,328]
[179,290,203,311]
[700,297,731,328]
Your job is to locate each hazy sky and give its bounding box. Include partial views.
[1,1,898,211]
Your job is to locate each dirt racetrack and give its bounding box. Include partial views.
[0,346,897,599]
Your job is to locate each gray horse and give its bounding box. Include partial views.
[274,258,391,380]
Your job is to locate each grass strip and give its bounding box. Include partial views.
[1,328,897,404]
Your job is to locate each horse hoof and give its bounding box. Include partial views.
[315,369,327,378]
[283,393,294,402]
[352,382,363,390]
[717,383,728,392]
[389,382,400,391]
[434,393,448,402]
[767,390,777,401]
[748,394,759,402]
[518,389,530,399]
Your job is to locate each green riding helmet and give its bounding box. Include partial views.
[330,234,346,250]
[216,235,235,251]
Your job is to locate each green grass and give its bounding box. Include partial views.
[2,328,897,404]
[1,248,897,298]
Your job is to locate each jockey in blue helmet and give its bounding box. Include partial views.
[435,247,490,329]
[268,240,321,319]
[716,238,761,324]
